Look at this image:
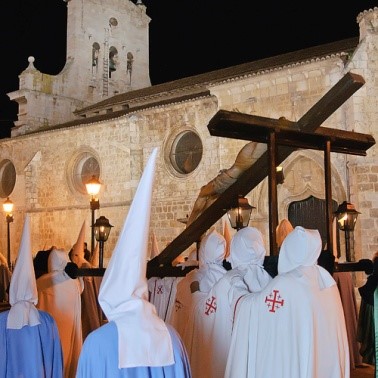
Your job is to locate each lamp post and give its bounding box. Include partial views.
[85,176,102,258]
[3,197,14,270]
[92,215,113,269]
[227,196,255,231]
[334,201,360,262]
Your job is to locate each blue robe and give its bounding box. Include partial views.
[76,322,191,377]
[0,309,63,378]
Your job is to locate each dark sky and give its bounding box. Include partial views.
[0,1,376,138]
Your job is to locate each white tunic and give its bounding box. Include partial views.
[37,248,84,378]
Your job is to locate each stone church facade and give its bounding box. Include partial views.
[0,1,377,277]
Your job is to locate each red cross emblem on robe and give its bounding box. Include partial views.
[265,289,284,313]
[204,296,217,315]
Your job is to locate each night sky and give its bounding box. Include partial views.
[0,1,376,138]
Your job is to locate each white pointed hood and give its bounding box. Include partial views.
[72,220,87,266]
[7,214,41,329]
[98,147,174,368]
[276,218,294,248]
[90,242,99,267]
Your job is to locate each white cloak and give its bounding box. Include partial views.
[225,265,350,378]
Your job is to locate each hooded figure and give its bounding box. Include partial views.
[168,229,227,344]
[37,247,84,378]
[0,214,63,377]
[276,218,294,249]
[70,220,103,340]
[70,220,89,267]
[196,229,228,292]
[183,226,272,378]
[226,226,272,292]
[76,147,191,377]
[225,226,349,378]
[90,241,99,267]
[89,241,106,325]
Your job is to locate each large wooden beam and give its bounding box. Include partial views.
[148,72,366,269]
[207,114,375,156]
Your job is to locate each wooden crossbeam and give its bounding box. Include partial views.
[148,72,366,270]
[207,113,375,156]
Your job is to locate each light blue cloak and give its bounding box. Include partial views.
[0,309,63,377]
[76,322,191,377]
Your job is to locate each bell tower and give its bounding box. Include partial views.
[8,0,151,136]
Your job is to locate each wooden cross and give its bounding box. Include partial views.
[148,72,375,275]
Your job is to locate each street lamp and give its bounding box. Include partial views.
[334,201,360,262]
[2,197,14,270]
[276,166,285,185]
[85,175,101,257]
[92,215,113,269]
[227,196,255,231]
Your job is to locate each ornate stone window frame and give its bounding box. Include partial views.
[66,148,101,195]
[0,159,16,198]
[164,128,203,177]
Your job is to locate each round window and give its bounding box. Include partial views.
[0,160,16,198]
[170,131,203,174]
[70,153,100,194]
[109,17,118,27]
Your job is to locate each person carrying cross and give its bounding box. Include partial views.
[225,226,349,378]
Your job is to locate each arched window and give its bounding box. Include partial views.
[109,46,118,78]
[127,52,134,84]
[92,42,100,67]
[92,42,100,76]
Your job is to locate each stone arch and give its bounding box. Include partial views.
[255,150,346,221]
[127,52,134,85]
[109,46,118,78]
[92,42,100,74]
